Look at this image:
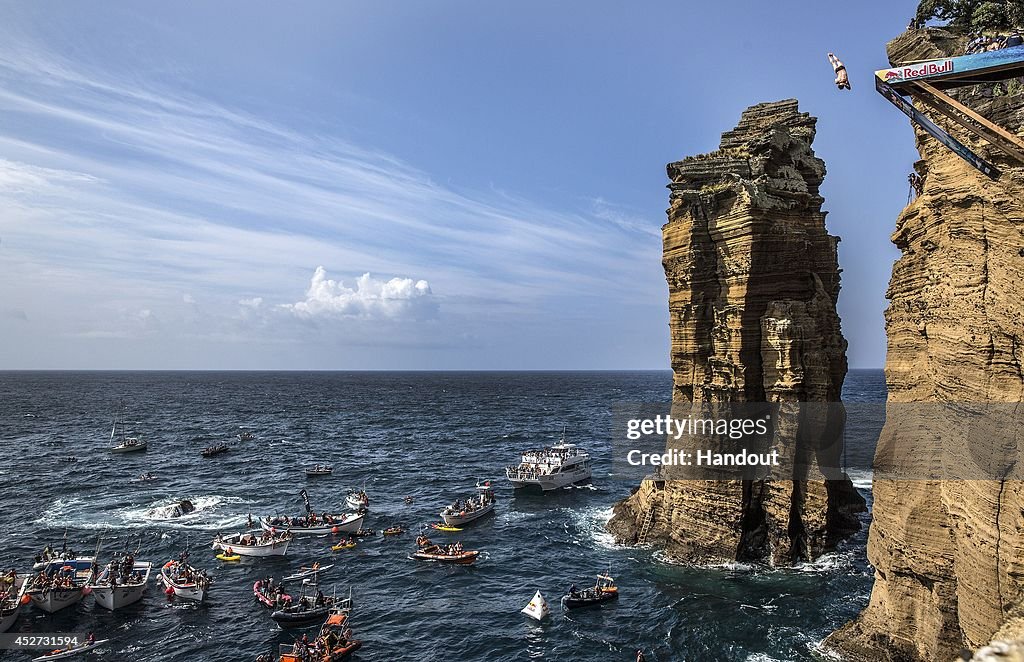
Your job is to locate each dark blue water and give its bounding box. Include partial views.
[0,370,884,661]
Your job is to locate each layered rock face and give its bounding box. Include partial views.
[826,29,1024,661]
[607,100,864,565]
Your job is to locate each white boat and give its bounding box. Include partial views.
[505,427,592,491]
[283,563,335,583]
[159,559,211,602]
[32,639,109,661]
[521,590,550,621]
[440,482,496,526]
[212,531,292,557]
[345,489,369,511]
[90,559,151,610]
[305,464,334,476]
[260,512,364,536]
[0,574,27,633]
[109,400,147,453]
[25,557,96,614]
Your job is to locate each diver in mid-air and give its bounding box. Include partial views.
[828,52,851,90]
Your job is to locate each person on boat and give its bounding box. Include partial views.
[569,583,578,596]
[86,632,96,645]
[636,650,646,662]
[827,53,851,90]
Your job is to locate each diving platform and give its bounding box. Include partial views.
[875,44,1024,178]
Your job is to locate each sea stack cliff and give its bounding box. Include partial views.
[607,99,864,565]
[827,28,1024,661]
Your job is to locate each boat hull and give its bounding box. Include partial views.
[91,583,145,610]
[560,590,618,609]
[410,549,479,565]
[0,577,26,633]
[282,564,334,582]
[28,588,85,614]
[440,502,495,526]
[507,466,592,491]
[271,605,332,627]
[159,567,206,602]
[32,640,109,661]
[213,537,291,557]
[111,443,147,453]
[261,514,364,535]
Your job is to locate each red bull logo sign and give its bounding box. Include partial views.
[879,59,955,82]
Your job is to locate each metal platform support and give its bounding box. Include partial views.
[912,81,1024,164]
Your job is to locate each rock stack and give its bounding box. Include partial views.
[826,28,1024,661]
[607,99,864,565]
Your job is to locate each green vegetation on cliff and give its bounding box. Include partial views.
[916,0,1024,31]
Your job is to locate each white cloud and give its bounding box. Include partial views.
[238,297,263,309]
[182,293,195,304]
[283,266,434,320]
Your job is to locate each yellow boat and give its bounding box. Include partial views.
[216,553,241,562]
[330,541,356,551]
[429,523,462,532]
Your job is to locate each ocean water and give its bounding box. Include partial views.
[0,370,885,661]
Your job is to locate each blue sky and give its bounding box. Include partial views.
[0,1,917,369]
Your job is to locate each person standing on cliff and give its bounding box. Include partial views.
[828,53,851,90]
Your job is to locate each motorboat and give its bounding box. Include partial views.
[260,512,364,536]
[109,401,147,453]
[305,464,334,476]
[270,583,344,628]
[560,574,619,609]
[201,444,230,458]
[90,558,151,610]
[25,557,96,613]
[237,429,256,442]
[506,426,592,491]
[440,481,496,526]
[212,531,292,557]
[159,557,211,602]
[0,573,27,633]
[32,639,109,661]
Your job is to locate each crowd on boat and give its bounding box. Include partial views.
[29,566,82,591]
[93,554,143,587]
[266,512,347,529]
[442,492,493,518]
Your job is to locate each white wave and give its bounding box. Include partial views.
[847,469,873,490]
[34,494,250,531]
[746,654,785,662]
[564,505,619,550]
[791,551,854,574]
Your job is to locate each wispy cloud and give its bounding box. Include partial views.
[0,29,665,366]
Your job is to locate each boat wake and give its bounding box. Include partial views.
[34,495,250,530]
[126,495,250,529]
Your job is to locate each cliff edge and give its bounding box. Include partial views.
[825,28,1024,661]
[607,100,864,565]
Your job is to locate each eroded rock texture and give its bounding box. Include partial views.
[606,100,864,565]
[825,29,1024,661]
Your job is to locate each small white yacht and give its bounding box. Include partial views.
[90,557,152,610]
[505,427,592,491]
[25,557,97,613]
